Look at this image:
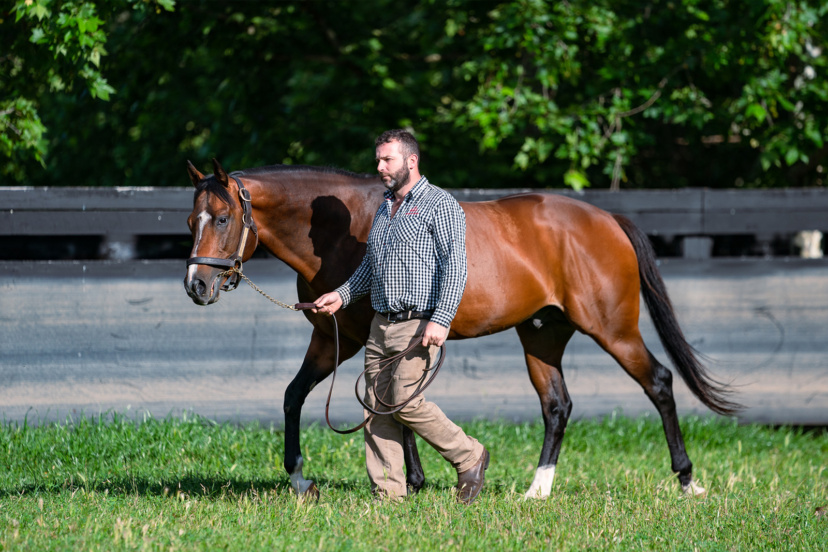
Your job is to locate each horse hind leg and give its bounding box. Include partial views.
[515,308,575,500]
[593,328,706,496]
[402,426,425,493]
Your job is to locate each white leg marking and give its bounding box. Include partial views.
[682,478,707,497]
[186,211,211,281]
[289,456,314,495]
[524,465,556,500]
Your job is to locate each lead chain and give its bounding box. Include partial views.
[218,267,299,311]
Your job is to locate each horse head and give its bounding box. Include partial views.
[184,158,259,305]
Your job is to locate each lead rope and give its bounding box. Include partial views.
[218,266,446,435]
[219,266,300,311]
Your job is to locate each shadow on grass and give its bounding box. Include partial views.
[0,474,403,500]
[1,474,472,501]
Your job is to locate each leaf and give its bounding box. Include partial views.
[745,103,767,122]
[777,96,795,112]
[445,18,458,37]
[564,169,590,191]
[34,4,48,20]
[784,148,800,166]
[693,10,710,22]
[29,27,45,44]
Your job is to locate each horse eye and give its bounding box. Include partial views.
[217,216,229,226]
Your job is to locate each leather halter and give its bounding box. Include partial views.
[186,175,258,291]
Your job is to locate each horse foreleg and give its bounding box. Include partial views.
[516,312,575,500]
[283,360,327,497]
[283,327,361,498]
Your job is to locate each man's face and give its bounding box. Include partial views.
[376,140,411,194]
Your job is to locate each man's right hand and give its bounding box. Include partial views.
[312,292,343,316]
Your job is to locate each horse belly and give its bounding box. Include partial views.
[453,238,557,338]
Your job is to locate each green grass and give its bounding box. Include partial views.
[1,412,825,551]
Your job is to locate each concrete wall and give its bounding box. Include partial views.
[1,258,826,426]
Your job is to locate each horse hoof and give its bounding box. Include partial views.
[522,489,549,501]
[407,479,425,495]
[682,479,707,498]
[298,482,320,502]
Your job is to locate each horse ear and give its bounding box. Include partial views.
[212,158,230,187]
[186,160,205,187]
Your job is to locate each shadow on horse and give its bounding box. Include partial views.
[184,159,739,500]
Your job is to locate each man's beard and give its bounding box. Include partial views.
[383,164,411,193]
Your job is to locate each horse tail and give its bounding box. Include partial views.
[613,214,741,416]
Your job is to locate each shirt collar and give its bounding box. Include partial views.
[383,175,428,202]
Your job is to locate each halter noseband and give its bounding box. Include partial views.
[186,175,258,291]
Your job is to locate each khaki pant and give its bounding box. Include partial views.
[363,313,484,497]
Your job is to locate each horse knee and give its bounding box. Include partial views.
[653,361,674,387]
[284,378,315,416]
[647,363,677,408]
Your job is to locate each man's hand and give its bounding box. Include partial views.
[313,292,343,315]
[422,321,449,347]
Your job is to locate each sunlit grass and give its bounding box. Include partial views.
[1,412,825,550]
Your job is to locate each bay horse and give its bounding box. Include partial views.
[184,158,739,500]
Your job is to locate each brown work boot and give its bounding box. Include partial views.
[456,448,489,504]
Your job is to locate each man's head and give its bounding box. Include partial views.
[375,129,421,194]
[376,129,420,162]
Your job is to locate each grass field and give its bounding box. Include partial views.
[0,412,825,551]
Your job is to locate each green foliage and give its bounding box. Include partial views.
[0,414,825,550]
[0,97,46,175]
[0,0,174,180]
[446,0,828,188]
[1,0,827,188]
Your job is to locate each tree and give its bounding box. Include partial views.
[444,0,828,189]
[3,0,826,190]
[0,0,173,180]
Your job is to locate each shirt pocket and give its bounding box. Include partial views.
[393,215,424,243]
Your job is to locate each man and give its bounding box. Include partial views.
[313,129,489,504]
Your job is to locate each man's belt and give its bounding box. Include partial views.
[381,309,434,323]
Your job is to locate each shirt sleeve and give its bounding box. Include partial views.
[334,248,372,308]
[334,206,383,308]
[429,196,467,328]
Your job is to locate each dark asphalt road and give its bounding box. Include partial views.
[1,258,826,426]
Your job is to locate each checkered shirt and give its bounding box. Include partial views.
[335,176,467,328]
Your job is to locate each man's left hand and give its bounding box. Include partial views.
[422,321,449,347]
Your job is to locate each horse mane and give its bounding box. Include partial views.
[195,164,376,206]
[231,164,376,180]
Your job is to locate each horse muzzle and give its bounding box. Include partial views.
[184,266,236,305]
[184,274,217,305]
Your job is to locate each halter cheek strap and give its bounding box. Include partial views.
[186,176,258,291]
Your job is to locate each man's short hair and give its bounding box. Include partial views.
[376,129,420,162]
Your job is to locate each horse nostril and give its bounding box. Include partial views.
[191,278,207,297]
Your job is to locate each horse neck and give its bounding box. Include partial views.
[245,169,381,287]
